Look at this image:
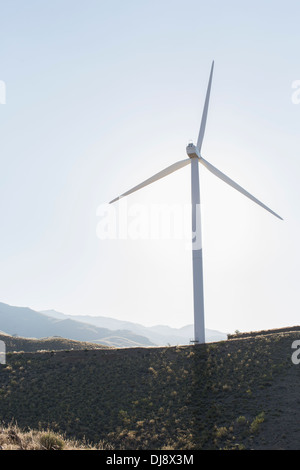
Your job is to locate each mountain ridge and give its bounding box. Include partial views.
[0,301,227,347]
[0,302,154,348]
[41,309,227,344]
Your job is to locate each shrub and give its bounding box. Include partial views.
[249,412,265,434]
[236,416,247,426]
[39,431,65,450]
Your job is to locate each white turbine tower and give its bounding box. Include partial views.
[109,61,283,344]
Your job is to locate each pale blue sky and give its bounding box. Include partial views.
[0,0,299,334]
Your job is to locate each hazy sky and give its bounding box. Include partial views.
[0,0,299,335]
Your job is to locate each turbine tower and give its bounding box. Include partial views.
[109,61,283,344]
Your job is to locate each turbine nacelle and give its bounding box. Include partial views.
[186,143,200,159]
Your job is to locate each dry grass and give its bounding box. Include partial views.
[0,422,111,450]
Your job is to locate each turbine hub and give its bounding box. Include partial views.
[186,143,200,159]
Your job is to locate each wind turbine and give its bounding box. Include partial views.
[109,61,283,344]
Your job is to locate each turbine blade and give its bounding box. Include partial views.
[199,157,283,220]
[197,60,214,153]
[109,158,191,204]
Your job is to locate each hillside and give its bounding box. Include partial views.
[0,333,112,353]
[0,327,299,449]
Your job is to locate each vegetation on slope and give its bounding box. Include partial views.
[0,333,112,353]
[0,422,111,450]
[0,329,299,449]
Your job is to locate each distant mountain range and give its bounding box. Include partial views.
[41,309,227,345]
[0,301,227,347]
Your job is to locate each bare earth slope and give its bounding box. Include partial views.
[0,327,299,449]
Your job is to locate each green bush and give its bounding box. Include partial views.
[39,431,65,450]
[249,412,265,434]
